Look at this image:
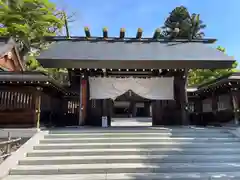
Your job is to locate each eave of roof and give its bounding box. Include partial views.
[37,36,235,69]
[197,72,240,89]
[0,71,78,96]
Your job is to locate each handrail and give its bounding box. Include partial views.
[0,138,21,146]
[0,132,21,160]
[0,154,10,159]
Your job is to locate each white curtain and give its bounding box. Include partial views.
[89,77,174,100]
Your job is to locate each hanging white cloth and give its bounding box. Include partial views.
[89,77,174,100]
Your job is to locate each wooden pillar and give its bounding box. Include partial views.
[62,97,68,115]
[178,69,189,125]
[152,101,157,126]
[79,72,88,126]
[230,89,239,125]
[152,100,162,126]
[128,97,136,117]
[194,96,203,125]
[131,102,137,117]
[102,69,108,117]
[34,87,42,129]
[144,101,151,117]
[79,74,83,125]
[211,92,218,121]
[194,97,203,113]
[101,69,111,126]
[102,99,108,116]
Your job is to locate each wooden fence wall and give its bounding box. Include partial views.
[0,88,36,127]
[0,86,81,128]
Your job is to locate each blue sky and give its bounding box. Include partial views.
[51,0,239,64]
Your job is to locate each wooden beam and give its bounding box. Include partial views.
[120,28,125,39]
[136,28,143,39]
[103,27,108,39]
[84,27,91,38]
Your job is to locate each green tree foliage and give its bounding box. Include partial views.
[162,6,206,39]
[188,46,238,86]
[0,0,64,49]
[0,0,69,83]
[162,6,238,86]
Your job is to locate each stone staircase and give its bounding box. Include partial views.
[3,127,240,179]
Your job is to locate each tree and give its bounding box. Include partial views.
[162,6,238,86]
[188,46,238,86]
[162,6,206,40]
[0,0,70,84]
[0,0,64,51]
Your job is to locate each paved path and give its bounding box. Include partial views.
[111,117,152,127]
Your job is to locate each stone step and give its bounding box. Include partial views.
[27,148,240,157]
[4,172,240,180]
[10,163,240,175]
[45,132,232,138]
[34,142,240,150]
[19,155,240,165]
[47,128,225,134]
[40,137,240,144]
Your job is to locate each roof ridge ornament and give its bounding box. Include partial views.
[153,28,161,39]
[120,28,125,39]
[103,27,108,39]
[136,28,143,39]
[84,27,91,39]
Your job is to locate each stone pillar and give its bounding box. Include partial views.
[231,89,239,125]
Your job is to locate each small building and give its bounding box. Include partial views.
[0,71,78,128]
[190,72,240,126]
[35,28,235,127]
[0,37,25,71]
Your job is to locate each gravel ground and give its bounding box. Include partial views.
[0,138,29,164]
